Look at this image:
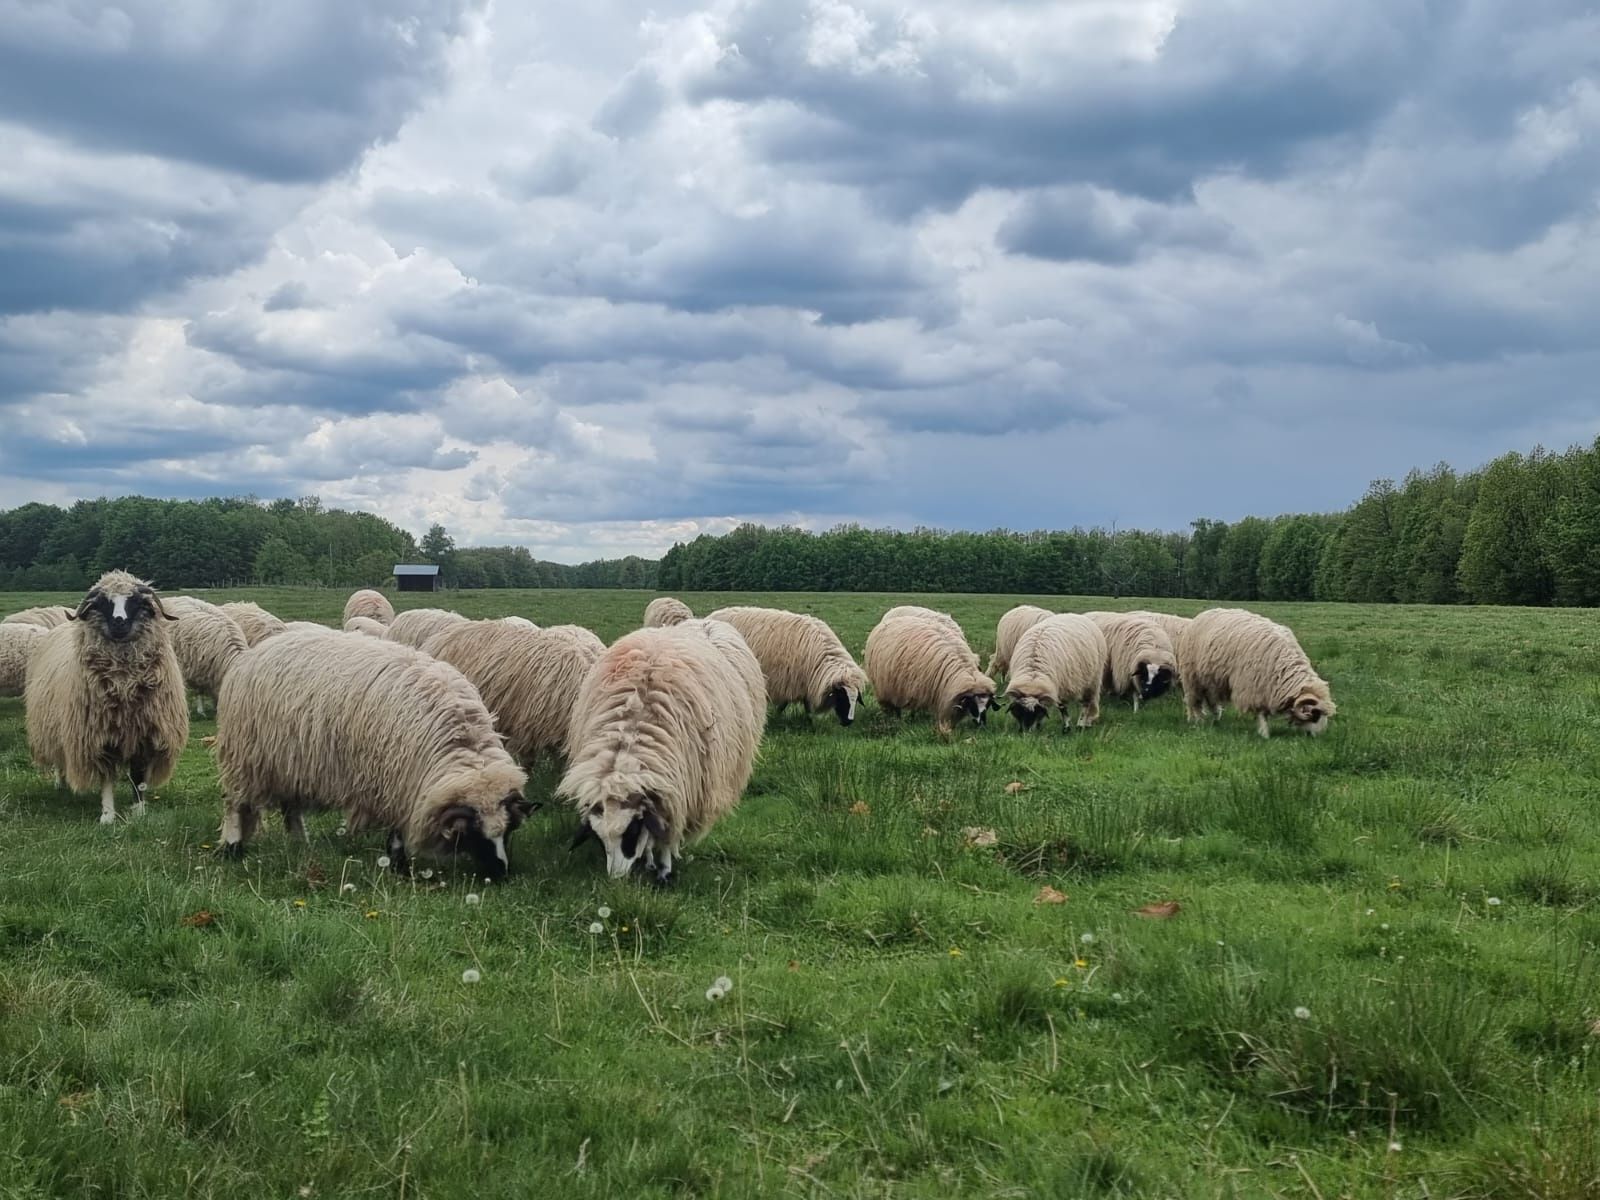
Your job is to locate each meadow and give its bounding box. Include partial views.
[1,587,1597,1199]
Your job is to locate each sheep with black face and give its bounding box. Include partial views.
[1005,613,1107,731]
[705,606,866,726]
[25,571,189,823]
[214,631,531,879]
[561,619,765,886]
[864,608,995,734]
[1082,612,1178,711]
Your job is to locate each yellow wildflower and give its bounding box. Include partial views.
[293,900,306,908]
[948,947,963,958]
[1074,956,1089,969]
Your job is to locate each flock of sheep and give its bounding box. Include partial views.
[0,575,1335,885]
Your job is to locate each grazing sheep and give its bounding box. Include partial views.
[387,607,467,649]
[1083,612,1178,710]
[2,605,73,629]
[879,605,965,638]
[643,597,693,628]
[1180,608,1336,737]
[423,621,606,764]
[25,572,189,823]
[215,632,532,877]
[163,596,249,717]
[561,619,765,885]
[219,601,286,647]
[1005,614,1107,731]
[281,620,339,636]
[706,605,867,725]
[0,622,45,697]
[864,609,995,733]
[988,604,1054,679]
[344,615,388,638]
[343,588,395,627]
[1126,610,1193,648]
[500,616,537,629]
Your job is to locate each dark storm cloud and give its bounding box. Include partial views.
[997,187,1240,263]
[0,1,477,182]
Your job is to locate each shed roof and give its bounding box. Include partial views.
[393,564,441,576]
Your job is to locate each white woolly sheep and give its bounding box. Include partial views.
[215,632,532,877]
[343,588,395,627]
[2,605,73,629]
[1180,608,1336,737]
[706,605,867,725]
[281,620,339,636]
[987,604,1054,678]
[0,622,45,697]
[561,619,765,885]
[423,620,606,764]
[1083,611,1178,710]
[218,601,286,647]
[643,597,693,628]
[344,615,388,638]
[163,596,249,716]
[387,607,467,649]
[26,572,189,823]
[1126,610,1193,648]
[1005,614,1107,731]
[864,609,995,734]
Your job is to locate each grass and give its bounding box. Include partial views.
[2,586,1598,1197]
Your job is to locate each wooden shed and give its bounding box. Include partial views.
[393,564,442,592]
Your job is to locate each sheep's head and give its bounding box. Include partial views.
[571,791,668,880]
[427,763,534,881]
[1136,660,1175,701]
[1287,691,1335,736]
[1006,686,1051,729]
[823,669,867,726]
[70,571,173,644]
[954,687,995,726]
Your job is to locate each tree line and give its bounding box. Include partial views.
[657,440,1600,606]
[0,497,656,591]
[4,438,1597,603]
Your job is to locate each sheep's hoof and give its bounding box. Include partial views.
[98,811,116,826]
[650,867,674,889]
[220,841,246,860]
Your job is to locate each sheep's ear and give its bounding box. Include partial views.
[569,819,597,851]
[136,583,176,620]
[70,588,102,621]
[503,793,536,830]
[640,794,668,840]
[438,804,479,840]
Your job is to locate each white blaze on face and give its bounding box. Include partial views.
[846,691,858,722]
[111,595,128,621]
[491,834,508,867]
[974,695,989,715]
[604,841,634,878]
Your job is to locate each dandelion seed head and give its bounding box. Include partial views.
[1293,1006,1311,1020]
[1487,896,1503,907]
[341,883,356,894]
[1388,1141,1402,1153]
[589,922,604,934]
[461,969,481,985]
[714,975,733,993]
[1365,908,1375,916]
[1112,992,1125,1003]
[1380,923,1390,930]
[706,985,726,1002]
[420,869,433,880]
[1080,932,1096,945]
[376,855,391,869]
[465,893,481,906]
[597,906,612,919]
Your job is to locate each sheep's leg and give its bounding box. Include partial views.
[1256,712,1271,739]
[99,779,117,825]
[128,760,148,818]
[385,830,410,874]
[191,693,207,719]
[219,798,260,858]
[53,769,65,791]
[283,809,307,841]
[1079,692,1099,728]
[1132,692,1141,713]
[1184,690,1205,724]
[650,844,675,888]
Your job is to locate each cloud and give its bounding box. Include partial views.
[1,0,1597,560]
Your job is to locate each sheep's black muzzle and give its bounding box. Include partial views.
[1011,703,1046,730]
[1139,669,1174,702]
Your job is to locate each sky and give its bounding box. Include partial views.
[0,0,1596,562]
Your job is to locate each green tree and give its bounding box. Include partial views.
[253,536,312,584]
[1458,451,1555,605]
[1259,517,1326,600]
[1216,517,1269,599]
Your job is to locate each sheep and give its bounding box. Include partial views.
[706,605,867,725]
[422,620,606,764]
[1082,612,1178,711]
[643,597,693,628]
[561,619,765,885]
[1179,608,1336,737]
[343,588,395,627]
[282,620,339,636]
[25,572,189,823]
[864,609,995,733]
[0,622,45,697]
[214,631,532,878]
[387,607,467,649]
[1005,614,1107,731]
[344,615,389,638]
[987,604,1054,679]
[1126,610,1193,648]
[2,605,73,629]
[219,601,286,647]
[879,604,964,638]
[500,616,538,629]
[163,596,249,717]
